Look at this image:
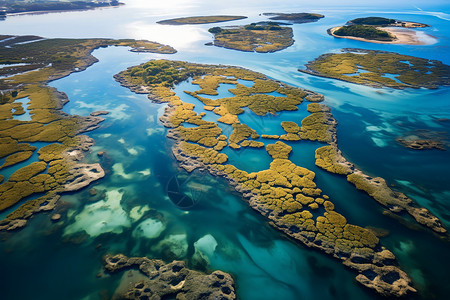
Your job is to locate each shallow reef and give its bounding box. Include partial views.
[208,23,294,53]
[396,129,448,151]
[300,48,450,89]
[112,59,450,296]
[104,254,236,299]
[0,35,176,231]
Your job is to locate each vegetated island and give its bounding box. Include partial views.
[300,48,450,89]
[328,16,434,45]
[0,0,121,19]
[0,35,176,232]
[115,57,447,296]
[207,22,294,53]
[262,12,324,24]
[157,15,247,25]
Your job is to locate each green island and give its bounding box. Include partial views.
[333,25,393,41]
[207,23,294,53]
[329,17,431,44]
[0,0,121,19]
[262,12,324,24]
[0,35,176,231]
[115,58,448,296]
[157,15,247,25]
[103,254,236,299]
[300,48,450,89]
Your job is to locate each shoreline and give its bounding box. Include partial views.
[4,4,123,18]
[328,26,436,45]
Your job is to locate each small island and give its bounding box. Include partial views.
[262,12,324,23]
[300,48,450,89]
[207,23,294,53]
[157,15,247,25]
[328,16,434,45]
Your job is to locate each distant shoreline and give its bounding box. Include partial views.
[328,26,436,45]
[2,3,123,18]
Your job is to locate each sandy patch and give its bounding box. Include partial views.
[329,26,437,45]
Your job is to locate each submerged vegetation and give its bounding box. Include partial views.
[113,58,450,297]
[300,49,450,89]
[157,15,247,25]
[208,23,294,53]
[0,35,176,231]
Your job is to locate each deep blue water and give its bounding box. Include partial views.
[1,1,450,299]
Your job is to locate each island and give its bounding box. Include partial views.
[103,254,236,299]
[0,0,121,18]
[299,48,450,89]
[113,58,449,297]
[328,16,434,45]
[207,23,294,53]
[0,35,176,231]
[157,15,247,25]
[262,12,324,23]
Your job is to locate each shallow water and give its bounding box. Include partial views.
[1,1,450,299]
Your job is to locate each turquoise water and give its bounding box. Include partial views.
[1,1,450,299]
[11,97,32,121]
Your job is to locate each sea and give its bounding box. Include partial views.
[0,0,449,299]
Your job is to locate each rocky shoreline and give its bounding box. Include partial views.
[103,254,236,299]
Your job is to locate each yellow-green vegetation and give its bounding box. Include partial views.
[299,104,336,143]
[208,23,294,53]
[157,15,247,25]
[266,141,292,159]
[0,35,176,230]
[117,59,417,296]
[301,49,450,89]
[315,145,352,175]
[228,124,260,149]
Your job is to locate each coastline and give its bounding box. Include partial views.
[4,3,123,18]
[328,26,436,45]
